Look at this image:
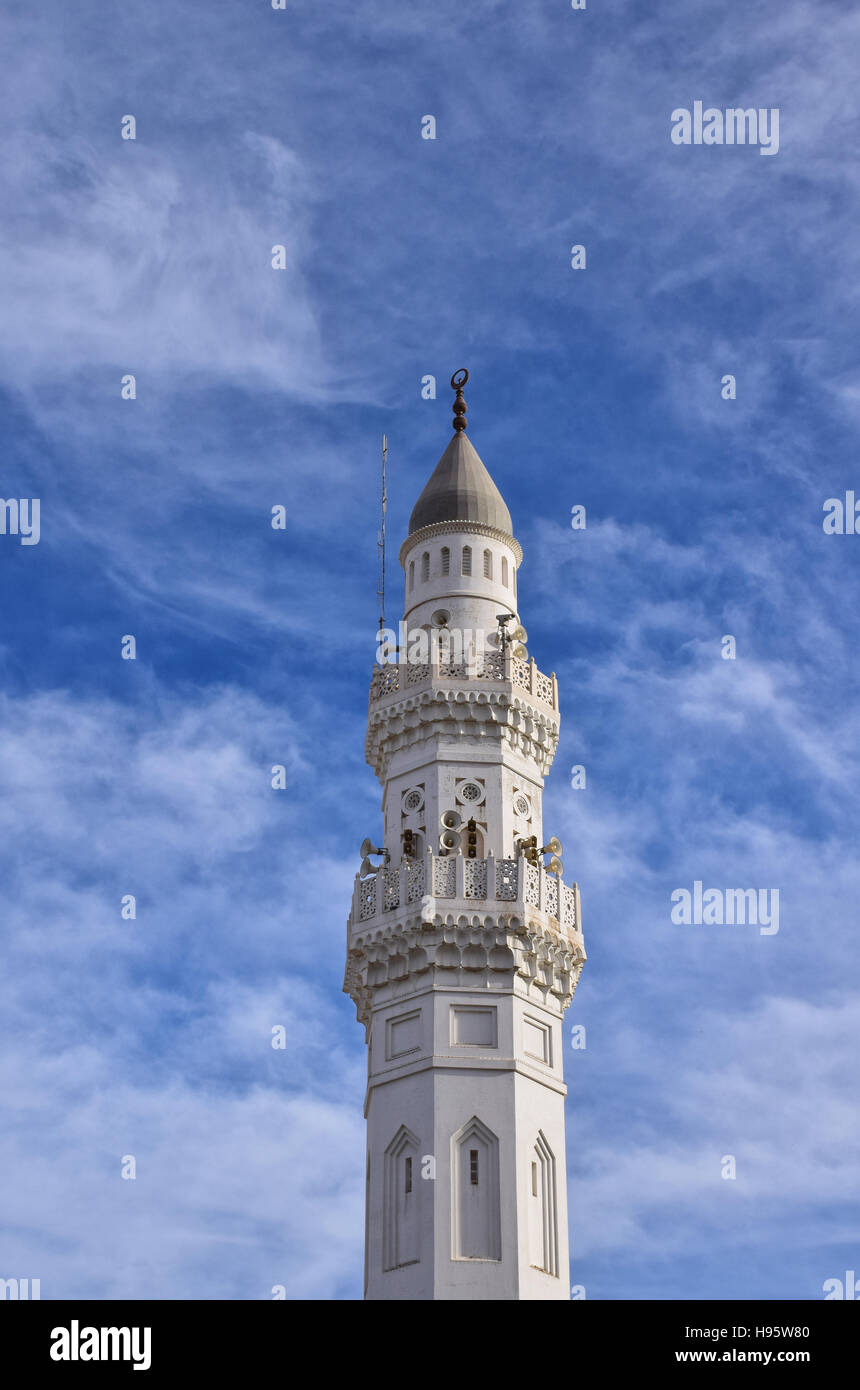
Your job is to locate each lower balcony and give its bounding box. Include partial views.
[348,851,581,937]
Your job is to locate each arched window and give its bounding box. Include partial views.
[483,549,492,579]
[461,545,472,576]
[421,552,430,582]
[402,830,423,860]
[409,561,415,592]
[501,556,508,587]
[441,546,450,576]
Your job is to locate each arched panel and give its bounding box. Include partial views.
[383,1125,421,1270]
[451,1116,501,1261]
[527,1130,558,1276]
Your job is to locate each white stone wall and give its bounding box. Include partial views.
[383,757,545,863]
[364,986,571,1301]
[402,527,520,640]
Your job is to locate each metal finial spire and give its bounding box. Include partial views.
[451,368,469,432]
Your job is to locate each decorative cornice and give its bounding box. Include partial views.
[365,684,560,780]
[343,912,586,1033]
[399,520,523,568]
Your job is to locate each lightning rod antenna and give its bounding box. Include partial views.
[377,434,388,633]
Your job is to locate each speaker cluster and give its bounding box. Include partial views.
[515,834,564,876]
[439,809,480,857]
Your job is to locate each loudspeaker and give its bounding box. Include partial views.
[440,829,460,851]
[440,809,462,831]
[360,837,383,859]
[542,836,563,857]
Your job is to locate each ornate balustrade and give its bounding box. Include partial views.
[351,851,580,934]
[369,651,557,712]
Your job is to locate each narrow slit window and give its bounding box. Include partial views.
[441,546,450,575]
[501,556,508,587]
[470,1149,479,1185]
[531,1161,538,1197]
[483,549,492,579]
[421,552,430,582]
[409,560,415,591]
[462,545,472,576]
[405,1156,413,1194]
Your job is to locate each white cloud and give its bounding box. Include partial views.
[569,994,860,1276]
[0,682,367,1296]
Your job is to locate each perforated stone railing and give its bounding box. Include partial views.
[351,851,579,934]
[464,858,487,899]
[405,859,424,904]
[432,856,455,897]
[368,651,558,711]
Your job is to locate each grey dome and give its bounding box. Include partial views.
[408,432,513,536]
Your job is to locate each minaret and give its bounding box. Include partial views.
[344,371,586,1301]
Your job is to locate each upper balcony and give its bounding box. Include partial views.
[369,651,558,714]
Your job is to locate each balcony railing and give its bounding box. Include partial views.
[369,651,558,712]
[350,851,580,934]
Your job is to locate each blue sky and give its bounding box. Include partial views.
[1,0,859,1300]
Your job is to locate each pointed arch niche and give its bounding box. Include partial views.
[527,1130,559,1276]
[383,1125,421,1270]
[451,1116,501,1261]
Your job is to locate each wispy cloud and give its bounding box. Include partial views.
[2,0,859,1301]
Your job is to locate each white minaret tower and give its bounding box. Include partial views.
[344,371,586,1300]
